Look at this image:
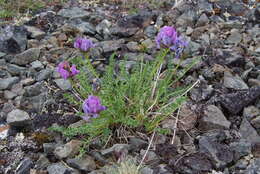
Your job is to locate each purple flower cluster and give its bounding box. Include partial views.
[156,26,188,58]
[57,61,80,79]
[74,38,95,52]
[82,95,106,121]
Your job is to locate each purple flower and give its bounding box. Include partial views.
[74,38,95,52]
[156,26,188,58]
[57,61,80,79]
[82,95,106,121]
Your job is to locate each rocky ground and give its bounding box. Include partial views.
[0,0,260,173]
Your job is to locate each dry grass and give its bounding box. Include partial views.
[106,158,140,174]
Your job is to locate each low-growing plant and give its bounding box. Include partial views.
[50,27,199,147]
[105,158,140,174]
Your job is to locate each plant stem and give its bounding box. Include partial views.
[83,52,99,79]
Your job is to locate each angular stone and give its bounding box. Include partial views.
[0,77,19,90]
[54,140,82,159]
[54,79,72,90]
[58,7,90,19]
[239,117,260,144]
[11,48,40,65]
[219,87,260,114]
[7,64,26,76]
[47,163,72,174]
[66,155,96,172]
[223,71,248,90]
[25,26,45,39]
[67,19,96,35]
[0,25,28,54]
[199,105,231,130]
[16,158,33,174]
[99,39,125,53]
[7,109,31,127]
[36,68,53,82]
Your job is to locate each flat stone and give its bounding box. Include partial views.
[7,109,31,127]
[67,19,96,35]
[54,140,82,159]
[66,155,96,172]
[25,26,45,39]
[0,77,19,90]
[36,68,53,82]
[31,60,44,70]
[4,90,17,99]
[7,64,26,76]
[54,79,72,90]
[223,71,248,90]
[11,48,40,66]
[47,163,72,174]
[99,39,125,53]
[58,7,90,19]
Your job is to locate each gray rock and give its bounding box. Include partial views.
[31,60,44,70]
[47,163,72,174]
[54,140,82,159]
[43,143,57,154]
[7,109,31,127]
[243,106,260,121]
[129,137,147,150]
[239,117,260,144]
[16,158,33,174]
[24,82,46,97]
[25,26,45,39]
[7,64,26,76]
[101,144,130,156]
[197,0,213,13]
[0,25,28,54]
[35,154,50,169]
[196,13,209,27]
[223,71,248,90]
[219,86,260,114]
[66,155,96,172]
[248,78,260,87]
[230,140,252,161]
[144,25,157,38]
[20,92,47,112]
[126,42,140,52]
[0,77,19,90]
[36,68,53,81]
[110,26,139,37]
[96,19,112,38]
[58,7,90,19]
[67,19,96,35]
[140,167,154,174]
[199,105,231,131]
[99,39,125,53]
[4,90,17,99]
[176,10,197,27]
[11,48,40,65]
[54,79,72,90]
[244,158,260,174]
[0,52,6,57]
[226,29,242,45]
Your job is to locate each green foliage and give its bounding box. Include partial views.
[50,50,200,145]
[105,158,140,174]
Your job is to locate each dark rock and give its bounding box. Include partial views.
[117,10,156,29]
[54,140,82,159]
[198,130,233,169]
[0,25,28,54]
[35,154,50,169]
[144,25,157,38]
[219,87,260,114]
[196,13,209,27]
[171,152,213,174]
[25,26,45,39]
[24,82,46,97]
[11,48,41,66]
[20,92,48,112]
[129,137,147,150]
[176,10,197,27]
[110,26,139,37]
[16,158,33,174]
